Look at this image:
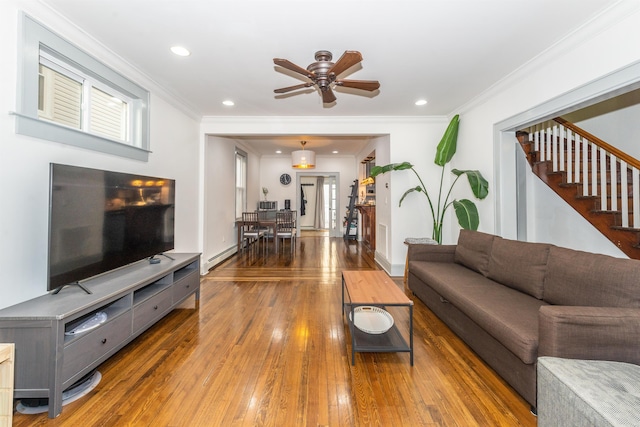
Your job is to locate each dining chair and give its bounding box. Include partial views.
[257,210,276,245]
[275,210,297,253]
[241,211,265,253]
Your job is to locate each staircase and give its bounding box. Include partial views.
[517,117,640,259]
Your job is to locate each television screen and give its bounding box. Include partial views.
[48,164,175,292]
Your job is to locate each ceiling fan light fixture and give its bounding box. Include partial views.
[291,141,316,169]
[273,50,379,105]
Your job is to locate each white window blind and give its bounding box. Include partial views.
[38,64,82,129]
[89,87,129,141]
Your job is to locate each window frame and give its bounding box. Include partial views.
[38,50,135,143]
[15,13,150,161]
[235,148,248,219]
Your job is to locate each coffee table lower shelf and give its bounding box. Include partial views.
[341,270,414,366]
[346,305,413,365]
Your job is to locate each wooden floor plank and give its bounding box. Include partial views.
[12,234,535,426]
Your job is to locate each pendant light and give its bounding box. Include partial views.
[291,140,316,169]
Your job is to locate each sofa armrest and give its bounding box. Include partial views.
[407,244,456,263]
[538,305,640,364]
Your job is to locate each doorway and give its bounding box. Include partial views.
[296,173,340,237]
[494,60,640,242]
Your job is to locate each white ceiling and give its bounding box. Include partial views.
[40,0,618,155]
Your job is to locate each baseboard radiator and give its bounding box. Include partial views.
[203,246,236,273]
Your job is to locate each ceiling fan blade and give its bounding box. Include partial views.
[321,87,337,103]
[335,79,380,91]
[327,51,363,77]
[274,82,315,94]
[273,58,314,78]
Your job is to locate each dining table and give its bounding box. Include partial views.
[236,214,278,253]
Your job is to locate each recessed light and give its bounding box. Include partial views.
[415,99,428,106]
[222,100,235,106]
[332,150,339,154]
[170,46,191,57]
[275,150,282,154]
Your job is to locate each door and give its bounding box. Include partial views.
[295,172,340,237]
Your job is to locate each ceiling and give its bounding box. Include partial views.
[40,0,618,155]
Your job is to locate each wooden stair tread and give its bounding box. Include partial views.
[519,138,640,260]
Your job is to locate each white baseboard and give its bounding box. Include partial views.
[202,246,237,273]
[374,251,404,277]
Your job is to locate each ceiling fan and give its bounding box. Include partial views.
[273,50,380,104]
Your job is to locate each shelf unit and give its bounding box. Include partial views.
[344,180,359,240]
[0,253,200,418]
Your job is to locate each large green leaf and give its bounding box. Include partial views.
[370,162,413,177]
[453,199,479,230]
[452,169,489,199]
[434,114,460,167]
[399,186,423,206]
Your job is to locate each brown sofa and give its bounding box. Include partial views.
[407,230,640,407]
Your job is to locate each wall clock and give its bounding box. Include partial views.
[280,173,292,185]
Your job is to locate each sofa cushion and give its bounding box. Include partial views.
[487,238,550,299]
[410,261,547,364]
[544,246,640,308]
[409,260,486,304]
[454,230,496,276]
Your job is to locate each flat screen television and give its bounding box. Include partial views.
[48,163,175,293]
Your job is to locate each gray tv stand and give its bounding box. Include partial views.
[0,253,200,418]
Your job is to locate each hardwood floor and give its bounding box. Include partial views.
[13,235,536,426]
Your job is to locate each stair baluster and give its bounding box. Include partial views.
[519,118,640,259]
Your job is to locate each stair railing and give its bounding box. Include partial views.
[527,117,640,229]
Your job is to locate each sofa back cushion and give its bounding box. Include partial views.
[454,230,495,276]
[487,238,550,299]
[544,246,640,307]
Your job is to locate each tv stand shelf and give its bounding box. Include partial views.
[0,253,200,418]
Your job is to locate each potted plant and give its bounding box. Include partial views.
[370,115,488,243]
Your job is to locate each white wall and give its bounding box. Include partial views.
[564,92,640,159]
[456,1,640,254]
[258,154,357,225]
[0,1,201,309]
[202,136,261,270]
[528,178,626,257]
[354,135,395,265]
[259,155,303,214]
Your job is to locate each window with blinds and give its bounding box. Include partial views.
[38,53,131,143]
[16,14,150,161]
